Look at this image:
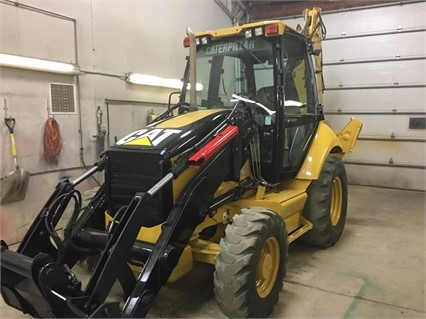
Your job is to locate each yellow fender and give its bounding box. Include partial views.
[296,118,362,180]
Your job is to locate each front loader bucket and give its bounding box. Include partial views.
[1,240,94,317]
[1,241,56,317]
[0,166,109,318]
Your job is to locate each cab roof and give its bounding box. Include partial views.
[193,20,302,40]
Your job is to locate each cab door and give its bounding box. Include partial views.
[277,31,322,180]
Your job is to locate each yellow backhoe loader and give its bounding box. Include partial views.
[0,8,362,318]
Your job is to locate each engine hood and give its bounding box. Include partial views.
[111,109,230,158]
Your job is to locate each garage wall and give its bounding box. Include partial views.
[0,0,231,243]
[284,1,426,191]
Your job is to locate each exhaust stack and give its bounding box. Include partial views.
[186,27,197,107]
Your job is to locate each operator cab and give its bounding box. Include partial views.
[181,23,323,183]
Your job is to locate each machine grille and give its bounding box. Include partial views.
[105,148,172,227]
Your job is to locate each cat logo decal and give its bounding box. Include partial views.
[116,128,181,147]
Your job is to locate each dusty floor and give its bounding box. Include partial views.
[1,185,425,318]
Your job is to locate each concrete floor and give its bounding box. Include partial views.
[1,185,425,318]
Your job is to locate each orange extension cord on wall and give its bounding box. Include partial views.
[43,117,63,162]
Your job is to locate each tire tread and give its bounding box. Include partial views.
[214,208,288,318]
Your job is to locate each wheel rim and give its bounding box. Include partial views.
[256,236,280,298]
[330,176,343,226]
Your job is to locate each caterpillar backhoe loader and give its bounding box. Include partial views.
[0,8,362,318]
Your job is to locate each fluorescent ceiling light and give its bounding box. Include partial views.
[126,73,203,91]
[127,73,182,89]
[0,53,80,74]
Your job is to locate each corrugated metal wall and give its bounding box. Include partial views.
[286,1,426,191]
[322,2,425,191]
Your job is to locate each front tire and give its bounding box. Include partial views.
[214,208,288,318]
[300,154,348,247]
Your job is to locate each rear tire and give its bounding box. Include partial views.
[214,208,288,318]
[300,154,348,247]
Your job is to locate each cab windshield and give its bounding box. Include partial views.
[185,36,275,110]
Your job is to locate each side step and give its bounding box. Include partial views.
[287,217,313,243]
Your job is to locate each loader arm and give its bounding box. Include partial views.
[121,144,236,317]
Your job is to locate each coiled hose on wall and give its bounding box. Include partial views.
[43,117,63,162]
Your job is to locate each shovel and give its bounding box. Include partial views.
[0,117,30,205]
